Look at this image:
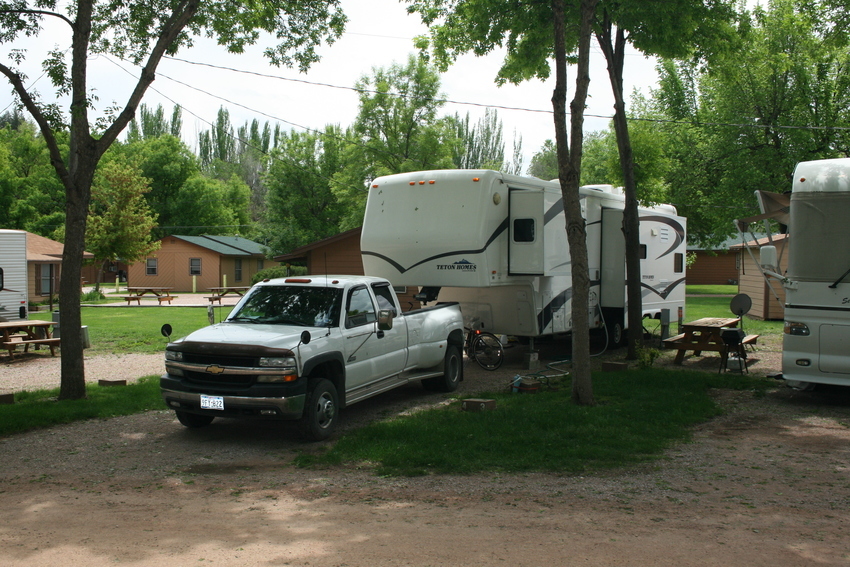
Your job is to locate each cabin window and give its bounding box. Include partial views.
[346,286,376,327]
[235,259,243,282]
[146,258,158,276]
[189,258,201,276]
[257,259,264,271]
[36,264,56,296]
[674,253,684,273]
[513,218,535,242]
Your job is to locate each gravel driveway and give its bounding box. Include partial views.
[3,333,849,566]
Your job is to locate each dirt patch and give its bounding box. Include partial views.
[1,338,849,566]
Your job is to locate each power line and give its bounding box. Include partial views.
[162,55,850,133]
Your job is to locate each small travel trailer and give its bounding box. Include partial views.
[361,170,687,344]
[0,229,28,322]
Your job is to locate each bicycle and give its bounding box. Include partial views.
[464,324,505,371]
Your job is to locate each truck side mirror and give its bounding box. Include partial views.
[377,309,394,331]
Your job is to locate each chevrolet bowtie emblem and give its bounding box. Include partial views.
[206,365,226,374]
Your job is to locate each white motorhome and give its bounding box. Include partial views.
[0,229,28,322]
[739,158,850,389]
[361,170,687,344]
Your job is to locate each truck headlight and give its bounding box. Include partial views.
[257,357,299,383]
[259,356,296,368]
[165,350,183,361]
[784,321,810,336]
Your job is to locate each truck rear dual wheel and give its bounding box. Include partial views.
[422,344,462,392]
[298,378,339,442]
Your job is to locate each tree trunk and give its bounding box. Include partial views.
[597,23,643,360]
[58,169,96,400]
[552,0,598,406]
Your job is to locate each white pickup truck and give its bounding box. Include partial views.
[161,275,465,441]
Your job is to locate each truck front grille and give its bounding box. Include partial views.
[183,370,257,387]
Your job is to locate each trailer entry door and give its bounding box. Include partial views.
[509,188,544,275]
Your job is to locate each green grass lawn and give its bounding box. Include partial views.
[298,368,770,476]
[29,305,234,355]
[686,284,739,295]
[0,376,163,435]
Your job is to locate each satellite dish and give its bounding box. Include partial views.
[730,294,752,317]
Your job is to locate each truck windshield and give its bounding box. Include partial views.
[226,286,343,327]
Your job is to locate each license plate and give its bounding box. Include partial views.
[200,394,224,411]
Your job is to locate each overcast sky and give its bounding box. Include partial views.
[1,0,660,171]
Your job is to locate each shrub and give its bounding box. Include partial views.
[81,289,105,302]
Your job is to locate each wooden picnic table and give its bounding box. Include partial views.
[126,287,174,297]
[0,320,60,358]
[206,286,251,304]
[207,286,251,297]
[663,317,757,365]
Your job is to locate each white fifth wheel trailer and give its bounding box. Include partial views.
[361,170,687,344]
[0,229,28,322]
[737,158,850,389]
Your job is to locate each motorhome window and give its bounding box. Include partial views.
[372,283,398,315]
[674,253,684,273]
[227,285,342,327]
[146,258,158,276]
[346,286,377,328]
[513,218,535,242]
[0,267,3,289]
[640,245,647,259]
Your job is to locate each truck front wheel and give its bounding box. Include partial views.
[298,379,338,442]
[423,344,462,392]
[175,410,214,428]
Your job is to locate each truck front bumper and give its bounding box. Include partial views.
[161,386,306,420]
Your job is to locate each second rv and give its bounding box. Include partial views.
[361,169,687,344]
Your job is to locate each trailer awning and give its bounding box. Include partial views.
[733,191,790,232]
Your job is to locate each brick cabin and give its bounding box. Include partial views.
[127,235,267,293]
[274,228,422,310]
[730,234,789,321]
[25,232,95,300]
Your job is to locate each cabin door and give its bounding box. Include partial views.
[509,188,545,275]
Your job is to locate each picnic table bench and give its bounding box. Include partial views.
[123,295,142,305]
[0,320,60,358]
[661,317,758,365]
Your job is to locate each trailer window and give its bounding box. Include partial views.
[513,218,535,242]
[640,245,647,259]
[674,253,684,273]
